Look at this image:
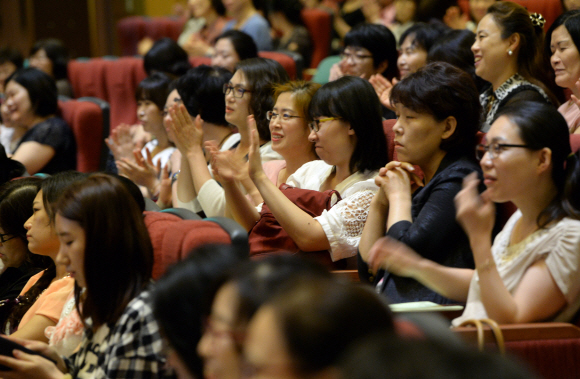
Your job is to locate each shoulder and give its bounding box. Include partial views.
[246,14,269,28]
[432,156,481,183]
[221,133,240,151]
[287,160,332,188]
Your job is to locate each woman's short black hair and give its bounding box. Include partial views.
[391,62,482,157]
[344,24,398,80]
[153,244,247,379]
[6,68,58,117]
[215,30,259,60]
[235,58,290,140]
[144,38,191,77]
[40,171,87,223]
[175,65,232,126]
[29,39,70,80]
[0,48,23,70]
[0,144,25,185]
[267,0,304,25]
[308,76,388,172]
[428,29,488,92]
[399,22,448,53]
[135,72,172,111]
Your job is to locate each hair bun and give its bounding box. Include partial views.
[530,13,546,29]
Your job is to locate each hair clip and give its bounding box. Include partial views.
[530,13,546,29]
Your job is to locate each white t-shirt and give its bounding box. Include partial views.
[285,160,379,261]
[141,140,176,169]
[453,211,580,326]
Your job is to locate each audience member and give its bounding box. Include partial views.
[359,62,481,304]
[389,0,419,42]
[474,2,555,131]
[197,255,331,379]
[144,38,191,78]
[153,244,247,379]
[0,178,51,322]
[267,0,312,66]
[113,73,176,198]
[546,10,580,133]
[467,0,497,30]
[0,144,25,184]
[563,0,580,11]
[369,22,446,113]
[211,30,259,73]
[222,0,272,51]
[171,65,236,214]
[214,76,387,263]
[4,172,83,341]
[3,68,76,175]
[28,39,73,98]
[415,0,468,30]
[179,0,228,57]
[367,101,580,325]
[428,29,488,92]
[242,275,394,379]
[174,57,288,217]
[0,174,174,377]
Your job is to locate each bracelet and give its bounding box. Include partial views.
[477,257,496,274]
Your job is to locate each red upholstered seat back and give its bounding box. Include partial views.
[58,99,105,172]
[68,59,108,100]
[301,8,331,68]
[143,211,233,280]
[104,57,147,128]
[258,51,297,80]
[189,56,212,67]
[116,16,146,56]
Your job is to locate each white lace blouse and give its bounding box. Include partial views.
[285,160,379,262]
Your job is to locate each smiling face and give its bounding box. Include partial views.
[24,191,60,258]
[3,80,36,127]
[243,306,299,379]
[224,70,252,129]
[163,89,182,142]
[197,282,243,379]
[479,116,540,203]
[550,25,580,91]
[269,92,311,158]
[212,38,241,73]
[0,226,27,269]
[55,214,86,287]
[397,35,428,79]
[472,14,512,87]
[393,103,449,168]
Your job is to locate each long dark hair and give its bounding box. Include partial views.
[494,101,580,227]
[55,174,153,329]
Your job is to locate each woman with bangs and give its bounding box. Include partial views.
[214,76,388,263]
[359,62,481,304]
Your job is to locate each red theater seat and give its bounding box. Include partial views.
[58,98,109,172]
[301,8,332,68]
[144,211,249,279]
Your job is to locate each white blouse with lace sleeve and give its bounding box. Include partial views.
[286,161,379,261]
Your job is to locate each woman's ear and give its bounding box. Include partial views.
[441,116,457,140]
[508,33,521,54]
[537,147,553,174]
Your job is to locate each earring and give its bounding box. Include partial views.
[508,50,513,56]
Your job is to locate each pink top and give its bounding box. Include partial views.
[17,271,75,329]
[558,100,580,134]
[263,160,287,187]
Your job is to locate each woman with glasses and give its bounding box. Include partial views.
[366,100,580,324]
[359,62,482,304]
[170,58,288,218]
[213,76,388,264]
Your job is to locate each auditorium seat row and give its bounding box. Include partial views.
[116,8,332,69]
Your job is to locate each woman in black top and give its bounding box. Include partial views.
[3,68,76,175]
[359,62,482,304]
